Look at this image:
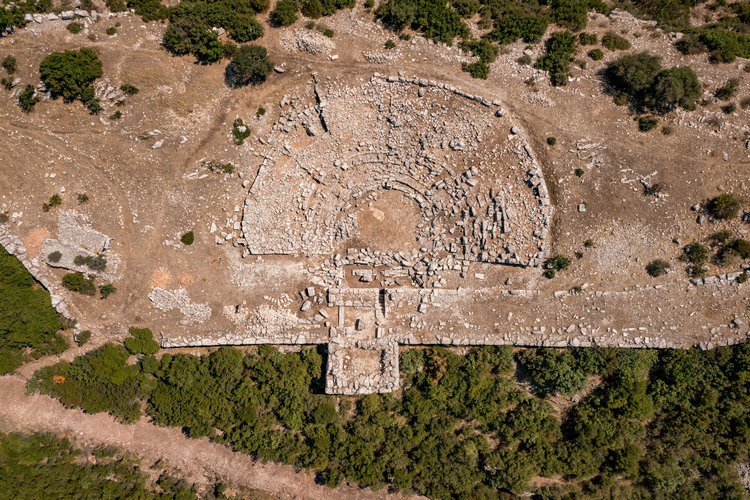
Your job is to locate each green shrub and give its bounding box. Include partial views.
[575,168,584,177]
[579,32,597,45]
[48,251,62,263]
[124,327,160,355]
[462,38,498,63]
[739,273,749,284]
[99,283,116,299]
[588,48,603,60]
[517,54,532,65]
[547,136,557,146]
[106,26,117,35]
[62,272,96,296]
[728,238,750,259]
[399,32,410,40]
[584,238,594,247]
[232,118,251,145]
[2,55,17,75]
[257,106,266,117]
[535,31,576,86]
[707,193,743,220]
[638,116,658,132]
[77,193,89,204]
[602,31,631,50]
[675,33,706,55]
[306,20,316,29]
[385,38,396,49]
[73,254,107,272]
[682,242,710,265]
[229,44,273,86]
[463,60,489,79]
[66,21,83,34]
[715,80,738,102]
[646,259,670,277]
[365,0,374,7]
[606,52,661,97]
[120,83,139,96]
[302,0,323,18]
[376,0,469,45]
[550,254,571,270]
[645,66,701,112]
[76,330,92,346]
[722,102,737,114]
[203,160,234,174]
[40,48,102,102]
[106,0,127,11]
[181,231,194,245]
[18,85,39,113]
[324,28,334,37]
[271,0,298,26]
[544,269,556,279]
[643,183,662,196]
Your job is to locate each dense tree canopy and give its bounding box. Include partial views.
[605,53,701,112]
[28,341,750,499]
[0,245,66,374]
[39,48,103,101]
[229,44,274,85]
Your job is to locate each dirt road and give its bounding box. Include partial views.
[0,374,422,500]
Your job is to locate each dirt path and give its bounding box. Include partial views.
[0,374,422,500]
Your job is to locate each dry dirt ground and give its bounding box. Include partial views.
[1,0,750,494]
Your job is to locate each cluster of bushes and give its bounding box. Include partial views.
[460,38,498,79]
[203,160,235,174]
[30,342,750,498]
[62,271,116,298]
[271,0,354,27]
[0,245,67,374]
[74,254,107,272]
[0,431,236,499]
[605,52,701,113]
[39,48,103,114]
[535,31,577,86]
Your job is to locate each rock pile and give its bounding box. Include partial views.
[279,29,335,55]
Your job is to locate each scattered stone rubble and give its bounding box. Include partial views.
[148,287,212,325]
[279,29,336,55]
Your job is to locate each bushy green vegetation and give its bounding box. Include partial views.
[535,31,576,86]
[0,432,209,500]
[605,52,700,112]
[66,21,83,33]
[588,48,603,60]
[181,231,195,245]
[39,48,103,114]
[73,254,107,272]
[2,55,17,74]
[30,343,750,498]
[228,45,274,86]
[461,38,499,78]
[0,245,67,374]
[99,283,117,299]
[707,193,743,220]
[602,30,631,50]
[18,84,39,113]
[646,258,670,277]
[271,0,298,26]
[62,272,96,296]
[124,327,159,355]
